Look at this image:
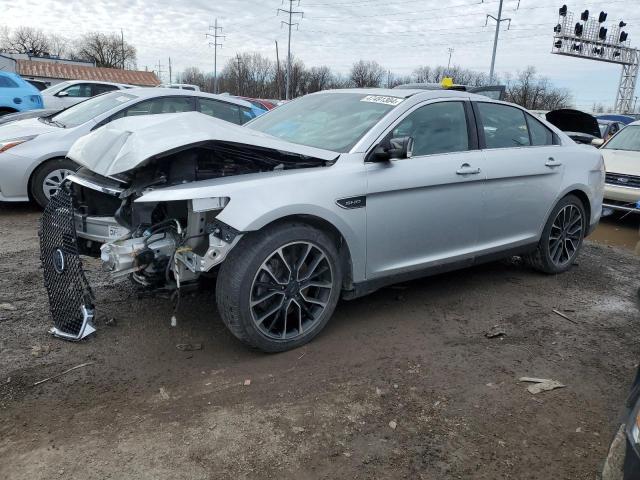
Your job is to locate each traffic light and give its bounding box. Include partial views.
[613,50,621,57]
[554,24,562,33]
[593,47,605,56]
[572,43,582,52]
[580,10,589,22]
[619,21,627,28]
[559,5,567,17]
[620,31,628,42]
[554,40,563,48]
[598,11,607,23]
[599,27,608,40]
[574,23,583,36]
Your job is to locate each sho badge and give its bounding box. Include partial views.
[336,196,366,209]
[53,248,66,274]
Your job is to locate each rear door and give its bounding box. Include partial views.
[474,101,564,253]
[365,99,485,279]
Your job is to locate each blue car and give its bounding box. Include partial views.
[0,72,43,117]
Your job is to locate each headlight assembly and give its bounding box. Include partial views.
[0,135,37,153]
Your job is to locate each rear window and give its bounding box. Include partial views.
[0,76,19,88]
[477,103,531,149]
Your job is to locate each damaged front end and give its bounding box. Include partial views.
[40,134,332,339]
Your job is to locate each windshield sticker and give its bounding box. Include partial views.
[360,95,404,106]
[115,95,131,103]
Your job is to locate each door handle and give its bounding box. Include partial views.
[456,164,481,175]
[545,157,563,168]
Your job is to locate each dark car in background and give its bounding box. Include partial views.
[602,364,640,479]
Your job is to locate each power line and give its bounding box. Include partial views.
[278,0,304,100]
[205,18,225,94]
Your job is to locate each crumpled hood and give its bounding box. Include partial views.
[0,117,59,141]
[67,112,340,176]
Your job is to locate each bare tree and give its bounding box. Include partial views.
[72,32,136,69]
[181,67,208,91]
[504,67,571,110]
[1,27,52,56]
[349,60,385,88]
[307,66,334,93]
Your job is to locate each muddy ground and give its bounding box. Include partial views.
[0,202,639,480]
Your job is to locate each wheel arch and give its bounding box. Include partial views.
[256,214,356,291]
[26,156,77,201]
[540,185,594,238]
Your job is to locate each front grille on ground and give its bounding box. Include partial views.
[39,186,95,340]
[605,172,640,189]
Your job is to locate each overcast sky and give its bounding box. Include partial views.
[2,0,639,108]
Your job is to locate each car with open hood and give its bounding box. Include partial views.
[0,88,256,207]
[40,88,604,350]
[545,109,602,145]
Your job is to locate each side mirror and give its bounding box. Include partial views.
[371,136,414,162]
[591,138,605,147]
[56,91,69,97]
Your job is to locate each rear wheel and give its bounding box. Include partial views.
[216,223,343,352]
[526,194,586,274]
[30,158,78,208]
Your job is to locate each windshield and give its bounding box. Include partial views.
[598,123,608,136]
[41,81,70,95]
[246,93,402,152]
[49,92,136,128]
[604,125,640,151]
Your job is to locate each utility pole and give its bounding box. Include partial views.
[236,54,242,95]
[485,0,512,82]
[447,48,454,75]
[120,28,125,69]
[155,60,165,83]
[205,18,225,94]
[275,40,282,99]
[278,1,304,100]
[168,57,172,84]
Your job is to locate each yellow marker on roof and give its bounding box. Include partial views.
[441,77,454,88]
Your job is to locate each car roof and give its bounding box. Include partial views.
[58,79,130,87]
[120,87,253,108]
[311,87,478,101]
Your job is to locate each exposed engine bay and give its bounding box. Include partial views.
[69,141,330,289]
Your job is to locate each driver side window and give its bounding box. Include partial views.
[61,83,92,97]
[391,102,469,157]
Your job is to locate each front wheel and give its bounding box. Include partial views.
[216,223,343,352]
[526,194,586,274]
[30,158,78,208]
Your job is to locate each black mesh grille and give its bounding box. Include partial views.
[39,187,94,336]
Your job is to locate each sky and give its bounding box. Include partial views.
[1,0,639,109]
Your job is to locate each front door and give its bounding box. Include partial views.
[365,100,485,279]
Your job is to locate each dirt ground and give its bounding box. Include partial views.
[0,202,639,480]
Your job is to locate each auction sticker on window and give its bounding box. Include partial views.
[360,95,404,106]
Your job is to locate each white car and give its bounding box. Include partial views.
[41,80,131,109]
[0,88,257,207]
[158,84,201,91]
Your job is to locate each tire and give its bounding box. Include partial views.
[30,158,78,208]
[525,194,587,274]
[216,222,343,352]
[0,108,17,117]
